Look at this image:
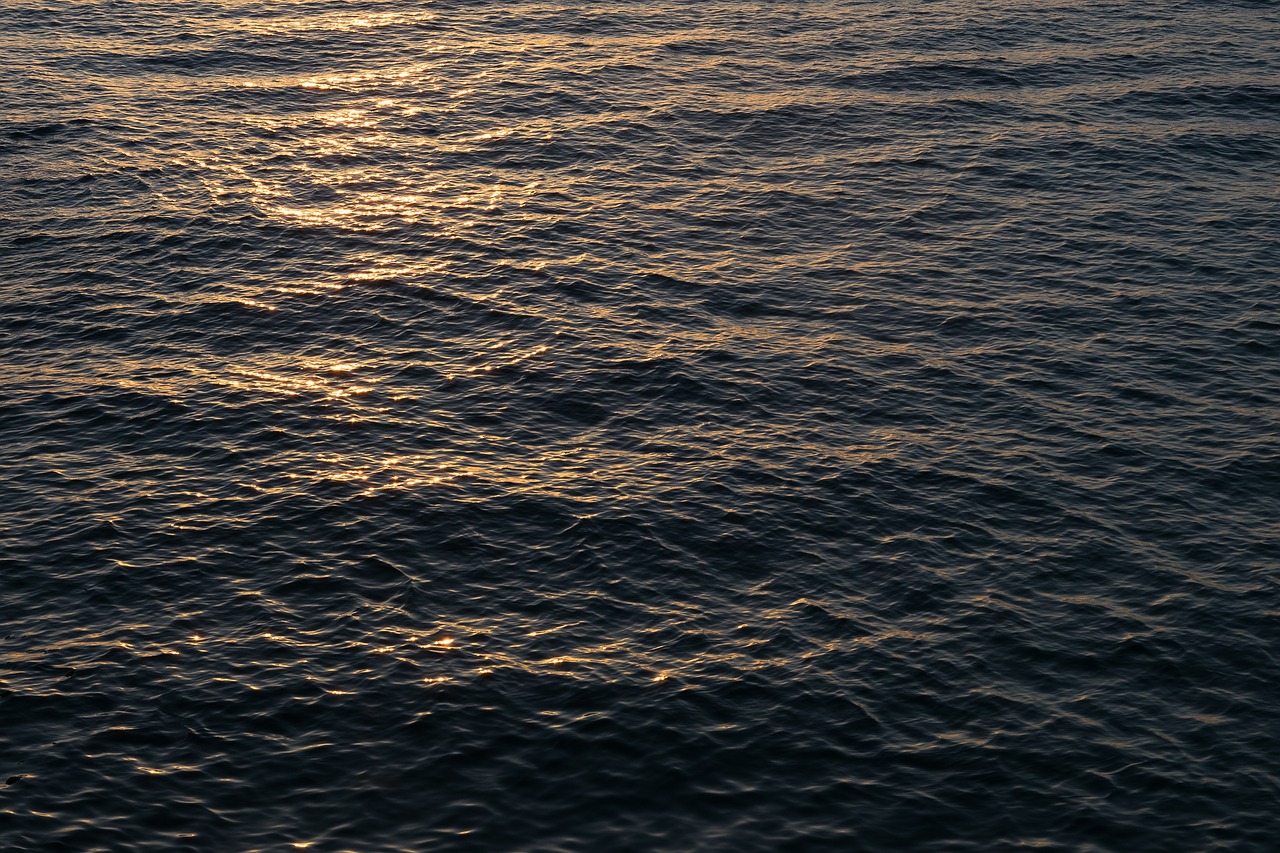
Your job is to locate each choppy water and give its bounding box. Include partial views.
[2,0,1279,849]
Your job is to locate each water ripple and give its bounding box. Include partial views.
[2,0,1279,850]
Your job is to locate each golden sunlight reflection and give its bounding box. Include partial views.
[194,56,533,235]
[279,417,896,505]
[1,600,930,710]
[233,10,437,37]
[146,27,920,559]
[222,365,377,400]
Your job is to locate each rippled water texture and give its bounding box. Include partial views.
[2,0,1279,849]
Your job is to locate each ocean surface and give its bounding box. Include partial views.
[2,0,1278,850]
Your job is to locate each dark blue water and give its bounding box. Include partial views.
[2,0,1279,849]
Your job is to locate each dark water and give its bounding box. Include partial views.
[2,0,1279,849]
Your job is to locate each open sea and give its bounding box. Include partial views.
[2,0,1278,850]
